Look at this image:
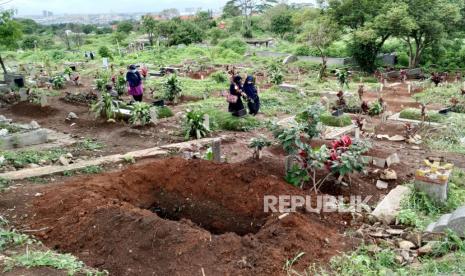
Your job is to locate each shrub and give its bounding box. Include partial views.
[369,101,383,116]
[129,102,152,126]
[267,62,284,85]
[218,38,247,55]
[163,74,182,104]
[157,106,174,118]
[184,109,211,140]
[320,113,353,127]
[98,46,112,59]
[52,75,66,89]
[91,92,119,119]
[210,71,228,83]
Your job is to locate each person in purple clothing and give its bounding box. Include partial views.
[126,64,143,102]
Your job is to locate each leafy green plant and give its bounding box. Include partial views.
[248,136,271,160]
[122,155,136,164]
[91,92,120,119]
[129,102,153,126]
[184,109,211,140]
[285,164,310,188]
[203,147,214,161]
[63,67,72,77]
[52,75,66,89]
[268,62,284,85]
[295,104,324,138]
[335,69,349,88]
[163,74,182,104]
[396,209,421,227]
[115,74,126,95]
[0,229,32,251]
[210,71,228,83]
[98,45,112,59]
[95,79,107,92]
[269,124,302,154]
[368,101,383,116]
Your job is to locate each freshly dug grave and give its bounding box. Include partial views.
[11,158,358,275]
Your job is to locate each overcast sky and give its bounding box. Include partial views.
[1,0,314,16]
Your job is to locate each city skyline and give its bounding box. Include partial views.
[2,0,315,16]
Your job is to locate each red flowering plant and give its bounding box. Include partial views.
[292,136,370,191]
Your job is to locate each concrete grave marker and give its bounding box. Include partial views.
[386,153,400,167]
[19,88,28,101]
[40,94,48,107]
[415,160,453,203]
[211,139,221,163]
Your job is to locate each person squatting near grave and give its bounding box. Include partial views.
[126,64,144,102]
[243,75,260,116]
[228,75,247,117]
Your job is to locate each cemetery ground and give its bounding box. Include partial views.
[2,59,465,275]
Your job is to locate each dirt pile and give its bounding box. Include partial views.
[18,158,357,275]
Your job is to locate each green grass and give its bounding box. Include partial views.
[0,149,65,169]
[1,226,106,275]
[157,106,174,119]
[0,123,22,134]
[323,238,465,276]
[399,108,446,123]
[204,108,261,131]
[320,113,353,127]
[80,165,103,174]
[423,113,465,154]
[396,169,465,229]
[413,83,462,105]
[0,229,32,251]
[75,138,105,151]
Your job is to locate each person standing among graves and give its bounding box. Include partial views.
[89,52,94,60]
[243,75,260,116]
[228,75,246,117]
[126,64,144,102]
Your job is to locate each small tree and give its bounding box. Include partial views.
[117,21,134,34]
[142,15,158,46]
[303,16,340,81]
[163,74,182,104]
[0,10,22,74]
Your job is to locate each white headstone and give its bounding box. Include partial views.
[40,94,48,107]
[102,58,109,69]
[19,88,28,101]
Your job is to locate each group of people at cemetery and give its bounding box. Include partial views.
[104,64,261,117]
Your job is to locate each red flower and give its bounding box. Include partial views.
[341,135,352,147]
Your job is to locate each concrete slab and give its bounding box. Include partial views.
[0,136,228,180]
[372,185,411,224]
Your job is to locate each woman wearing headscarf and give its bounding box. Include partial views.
[243,75,260,116]
[126,64,143,102]
[228,75,246,116]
